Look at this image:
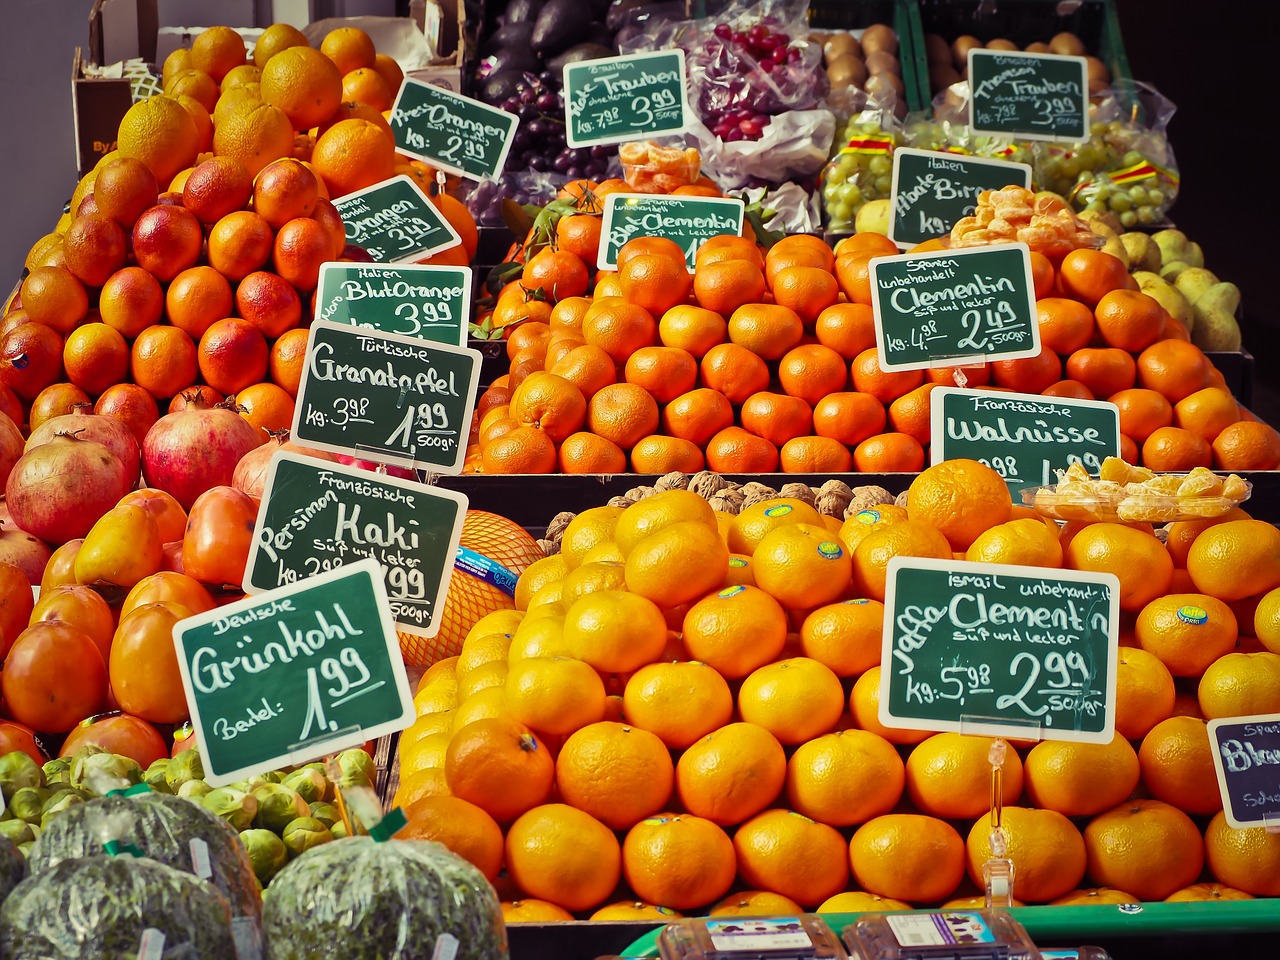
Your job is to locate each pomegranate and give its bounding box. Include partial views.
[0,411,23,488]
[26,404,141,488]
[6,433,131,544]
[0,523,52,584]
[233,429,338,499]
[142,395,263,510]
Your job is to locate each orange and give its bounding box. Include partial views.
[1173,387,1240,446]
[613,489,717,554]
[886,382,938,445]
[965,517,1063,568]
[625,521,730,608]
[620,253,693,317]
[1135,593,1237,676]
[555,215,603,265]
[252,23,308,69]
[233,382,295,434]
[696,234,764,269]
[1204,810,1280,897]
[341,67,393,112]
[1084,799,1204,902]
[1110,387,1174,443]
[693,258,766,316]
[588,383,660,450]
[310,118,396,197]
[166,69,219,113]
[1254,586,1280,654]
[620,347,698,406]
[965,806,1086,904]
[116,95,200,187]
[556,721,674,830]
[833,232,898,258]
[752,523,852,610]
[1057,248,1129,306]
[1136,338,1212,403]
[1115,646,1176,740]
[480,425,557,473]
[235,270,302,338]
[131,326,198,399]
[814,302,876,360]
[563,590,667,673]
[1065,347,1136,400]
[622,814,737,911]
[1023,733,1140,818]
[769,234,835,271]
[508,372,586,444]
[557,432,627,473]
[549,343,616,401]
[699,343,771,405]
[905,733,1024,821]
[164,266,234,340]
[676,721,786,827]
[1141,425,1212,471]
[727,303,805,360]
[729,499,823,555]
[734,809,849,909]
[320,26,377,76]
[852,520,952,602]
[819,892,912,913]
[252,157,320,228]
[1138,715,1224,815]
[1041,379,1095,400]
[207,209,274,282]
[1064,522,1172,612]
[812,392,887,447]
[131,204,204,283]
[1166,884,1254,902]
[1050,888,1140,906]
[190,25,246,83]
[269,327,309,397]
[555,506,624,570]
[777,344,848,407]
[629,435,704,474]
[402,795,504,880]
[705,426,779,472]
[927,362,992,388]
[787,728,903,826]
[500,900,575,922]
[740,392,813,447]
[1093,289,1168,352]
[990,345,1064,394]
[907,459,1012,551]
[836,505,909,556]
[523,248,590,302]
[94,384,160,446]
[62,213,128,287]
[833,252,876,305]
[445,716,554,823]
[1187,519,1280,602]
[1212,420,1280,470]
[19,265,88,333]
[1198,651,1280,719]
[658,304,728,359]
[198,318,269,395]
[851,347,925,402]
[852,814,967,905]
[212,99,295,177]
[29,384,91,434]
[91,156,159,229]
[711,892,805,917]
[505,803,621,912]
[623,661,733,749]
[738,657,844,745]
[617,236,685,268]
[589,901,683,921]
[848,666,928,746]
[799,599,883,678]
[1036,297,1095,353]
[61,323,126,397]
[681,585,788,678]
[581,300,657,363]
[770,266,839,324]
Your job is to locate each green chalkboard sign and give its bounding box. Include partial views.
[564,50,690,148]
[332,175,461,263]
[880,556,1119,743]
[315,263,471,347]
[290,321,481,474]
[931,387,1121,497]
[243,452,469,637]
[889,148,1033,249]
[1208,713,1280,829]
[870,243,1040,372]
[598,193,745,271]
[389,78,518,181]
[968,49,1089,142]
[173,558,414,787]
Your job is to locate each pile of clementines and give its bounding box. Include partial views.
[392,461,1280,921]
[468,194,1280,477]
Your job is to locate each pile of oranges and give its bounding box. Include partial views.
[392,460,1280,919]
[468,206,1279,476]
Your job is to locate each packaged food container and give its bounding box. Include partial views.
[841,910,1039,960]
[659,914,846,960]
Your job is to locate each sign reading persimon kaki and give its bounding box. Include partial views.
[564,50,690,148]
[881,556,1119,743]
[173,558,414,787]
[598,193,746,272]
[389,78,518,181]
[315,263,472,347]
[931,387,1121,497]
[968,48,1089,142]
[243,452,469,637]
[332,175,461,264]
[1208,713,1280,829]
[889,148,1034,249]
[870,243,1040,371]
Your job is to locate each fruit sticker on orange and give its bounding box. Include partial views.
[1207,713,1280,829]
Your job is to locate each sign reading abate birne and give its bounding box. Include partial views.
[889,148,1034,249]
[870,243,1040,372]
[332,175,461,263]
[1208,714,1280,829]
[931,387,1121,497]
[173,558,414,787]
[598,193,746,272]
[315,263,472,347]
[968,48,1089,142]
[389,78,518,181]
[243,452,469,637]
[564,50,690,148]
[880,557,1119,743]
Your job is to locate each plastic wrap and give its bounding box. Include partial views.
[262,837,507,960]
[0,855,234,960]
[819,99,899,231]
[28,791,262,924]
[950,185,1103,259]
[0,837,26,903]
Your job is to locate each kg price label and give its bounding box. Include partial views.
[564,50,690,147]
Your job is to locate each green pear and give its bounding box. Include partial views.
[1159,260,1193,282]
[1100,234,1129,269]
[1174,267,1221,306]
[1133,271,1195,333]
[1076,207,1122,236]
[73,504,163,589]
[1190,307,1242,352]
[854,198,891,237]
[1120,233,1161,273]
[1151,228,1191,266]
[1182,241,1205,269]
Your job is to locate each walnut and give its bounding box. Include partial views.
[536,538,559,556]
[778,482,816,505]
[544,511,576,542]
[626,485,657,501]
[607,495,635,509]
[895,490,910,508]
[654,471,690,492]
[815,491,852,518]
[707,491,743,514]
[818,479,853,499]
[740,481,778,501]
[851,485,896,505]
[688,471,729,498]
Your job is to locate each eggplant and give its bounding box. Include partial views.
[531,0,592,56]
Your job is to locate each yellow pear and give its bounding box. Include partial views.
[74,504,163,589]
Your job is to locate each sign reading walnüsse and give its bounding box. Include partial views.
[931,387,1121,496]
[173,559,414,786]
[332,175,461,263]
[598,193,746,271]
[389,78,518,181]
[1208,714,1280,829]
[968,49,1089,142]
[889,148,1034,248]
[243,452,469,637]
[870,243,1040,371]
[564,50,690,147]
[290,321,481,474]
[881,557,1120,743]
[315,263,472,347]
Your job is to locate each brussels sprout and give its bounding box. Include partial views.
[308,802,340,829]
[7,787,49,824]
[15,841,32,859]
[177,779,212,800]
[329,820,349,839]
[39,789,85,829]
[335,748,375,787]
[41,758,71,787]
[281,816,334,858]
[0,753,44,799]
[0,821,34,845]
[202,788,259,833]
[281,768,327,805]
[143,758,173,794]
[259,770,284,784]
[251,784,309,834]
[69,750,143,795]
[164,749,205,791]
[240,828,287,884]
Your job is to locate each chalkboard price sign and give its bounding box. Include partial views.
[1208,714,1280,829]
[173,558,414,787]
[564,50,690,148]
[243,452,469,637]
[968,49,1089,142]
[598,193,746,271]
[871,243,1040,372]
[315,263,472,347]
[889,148,1033,249]
[389,78,518,181]
[880,557,1119,743]
[332,175,461,264]
[290,321,482,474]
[931,387,1121,496]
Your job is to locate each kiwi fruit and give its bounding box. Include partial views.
[827,54,869,89]
[865,50,900,77]
[860,23,898,57]
[1049,31,1087,56]
[985,38,1018,52]
[951,35,982,69]
[924,33,951,66]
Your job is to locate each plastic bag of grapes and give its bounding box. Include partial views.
[819,99,900,232]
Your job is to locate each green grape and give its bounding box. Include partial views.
[840,182,863,206]
[1108,193,1132,213]
[868,155,892,176]
[1127,186,1148,205]
[1119,210,1138,228]
[1147,188,1165,207]
[1136,206,1157,225]
[874,175,892,194]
